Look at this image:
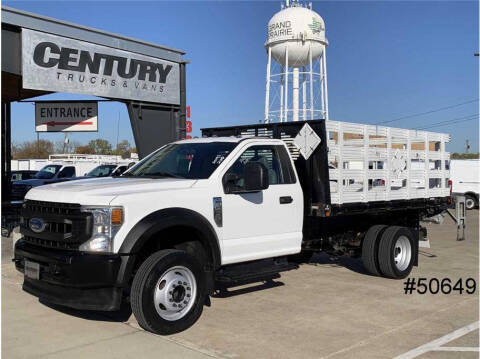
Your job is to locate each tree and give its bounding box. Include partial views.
[451,152,479,159]
[76,139,113,155]
[76,145,95,154]
[89,139,113,155]
[12,139,54,159]
[54,139,81,154]
[114,140,132,159]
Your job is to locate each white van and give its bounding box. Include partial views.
[450,159,480,209]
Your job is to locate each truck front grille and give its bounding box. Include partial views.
[20,200,92,250]
[11,184,30,201]
[23,235,79,250]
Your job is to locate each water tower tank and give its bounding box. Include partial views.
[265,5,328,67]
[264,1,329,123]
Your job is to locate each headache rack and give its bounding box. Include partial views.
[202,120,451,216]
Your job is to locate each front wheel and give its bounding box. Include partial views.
[131,249,206,335]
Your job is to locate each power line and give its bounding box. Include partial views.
[374,99,479,125]
[414,113,479,130]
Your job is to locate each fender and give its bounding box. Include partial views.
[118,207,221,269]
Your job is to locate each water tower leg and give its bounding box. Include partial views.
[322,48,329,121]
[292,68,299,122]
[319,55,325,121]
[302,68,306,121]
[309,43,314,121]
[280,72,284,123]
[284,46,289,122]
[265,47,272,124]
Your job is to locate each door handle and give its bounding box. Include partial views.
[279,196,293,204]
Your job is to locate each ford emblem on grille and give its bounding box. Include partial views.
[29,218,47,233]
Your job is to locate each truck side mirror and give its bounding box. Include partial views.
[244,162,269,192]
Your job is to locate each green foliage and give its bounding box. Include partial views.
[75,139,113,155]
[12,139,54,159]
[12,138,135,158]
[451,153,479,159]
[114,140,132,159]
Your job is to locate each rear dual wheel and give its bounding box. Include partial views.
[362,225,415,279]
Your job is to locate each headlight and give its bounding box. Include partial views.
[80,206,123,253]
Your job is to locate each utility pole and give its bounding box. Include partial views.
[62,133,69,153]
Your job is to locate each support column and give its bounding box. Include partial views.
[264,46,271,124]
[280,72,284,123]
[309,44,314,121]
[2,101,12,201]
[302,67,307,121]
[292,68,299,122]
[284,46,289,122]
[322,47,329,120]
[319,54,325,121]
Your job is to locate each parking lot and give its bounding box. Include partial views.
[2,210,478,359]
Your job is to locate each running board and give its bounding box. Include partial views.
[215,258,298,286]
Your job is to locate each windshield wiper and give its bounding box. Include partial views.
[148,171,184,179]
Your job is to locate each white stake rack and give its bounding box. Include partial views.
[325,120,451,205]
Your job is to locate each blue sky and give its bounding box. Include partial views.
[5,0,479,152]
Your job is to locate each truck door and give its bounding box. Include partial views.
[220,144,303,265]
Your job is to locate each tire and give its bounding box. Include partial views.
[465,195,477,210]
[378,226,415,279]
[362,225,388,276]
[131,249,206,335]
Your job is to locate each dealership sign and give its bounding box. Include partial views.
[35,101,98,132]
[22,29,180,104]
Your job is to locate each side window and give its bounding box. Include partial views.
[276,145,296,184]
[58,166,75,178]
[224,145,295,191]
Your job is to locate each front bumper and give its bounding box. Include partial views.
[14,239,132,311]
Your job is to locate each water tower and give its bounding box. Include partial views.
[264,0,329,123]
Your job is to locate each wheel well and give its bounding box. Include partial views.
[464,192,478,200]
[132,226,213,274]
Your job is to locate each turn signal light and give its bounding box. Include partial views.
[111,208,123,225]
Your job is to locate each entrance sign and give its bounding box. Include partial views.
[22,29,180,104]
[35,101,98,132]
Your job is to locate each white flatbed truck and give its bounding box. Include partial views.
[14,120,451,334]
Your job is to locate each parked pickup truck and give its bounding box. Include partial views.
[14,120,451,335]
[11,164,77,201]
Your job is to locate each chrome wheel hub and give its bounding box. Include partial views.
[466,198,475,209]
[153,266,197,321]
[393,235,412,271]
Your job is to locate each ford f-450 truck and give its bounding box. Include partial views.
[14,120,451,335]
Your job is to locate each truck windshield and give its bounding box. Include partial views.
[34,165,62,179]
[87,165,117,177]
[125,142,237,179]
